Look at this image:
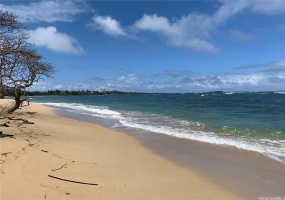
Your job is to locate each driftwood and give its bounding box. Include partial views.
[8,117,27,121]
[0,123,9,127]
[0,134,14,138]
[5,117,34,124]
[48,175,98,186]
[0,111,35,139]
[1,152,12,156]
[51,163,67,171]
[0,116,11,119]
[26,112,36,114]
[23,121,34,124]
[0,131,14,138]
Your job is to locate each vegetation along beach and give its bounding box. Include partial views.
[1,0,285,199]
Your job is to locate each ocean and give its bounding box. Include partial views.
[31,91,285,163]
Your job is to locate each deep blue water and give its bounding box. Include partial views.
[31,91,285,162]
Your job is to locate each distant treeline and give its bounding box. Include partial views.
[26,90,142,96]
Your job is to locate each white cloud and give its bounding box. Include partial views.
[118,73,138,83]
[133,14,170,32]
[91,15,127,37]
[0,0,88,23]
[133,14,217,53]
[250,0,285,14]
[31,61,285,92]
[78,0,285,52]
[131,0,256,53]
[28,26,84,54]
[116,61,284,91]
[180,61,285,91]
[178,72,283,91]
[130,0,285,52]
[214,0,249,24]
[218,0,285,16]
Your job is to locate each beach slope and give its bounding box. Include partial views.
[0,102,241,199]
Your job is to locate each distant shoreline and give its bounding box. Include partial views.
[4,90,285,97]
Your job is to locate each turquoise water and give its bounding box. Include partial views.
[31,91,285,162]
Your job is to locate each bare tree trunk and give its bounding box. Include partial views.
[8,88,22,113]
[0,90,4,99]
[8,96,21,113]
[0,79,4,99]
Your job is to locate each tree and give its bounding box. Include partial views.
[0,10,55,112]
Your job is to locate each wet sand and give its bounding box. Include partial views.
[135,132,285,199]
[56,105,285,199]
[0,102,242,199]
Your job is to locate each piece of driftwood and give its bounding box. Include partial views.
[51,163,67,171]
[0,123,9,127]
[7,117,34,124]
[23,121,34,124]
[0,133,14,138]
[0,116,10,119]
[48,175,98,186]
[1,152,12,156]
[8,117,24,121]
[26,112,37,114]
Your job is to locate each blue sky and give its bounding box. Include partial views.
[1,0,285,92]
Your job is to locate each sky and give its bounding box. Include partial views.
[1,0,285,92]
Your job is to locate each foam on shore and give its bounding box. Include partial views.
[42,102,285,163]
[0,102,243,200]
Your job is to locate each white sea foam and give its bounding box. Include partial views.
[275,91,285,94]
[43,102,122,119]
[120,118,285,158]
[41,102,285,163]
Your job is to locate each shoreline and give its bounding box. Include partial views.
[39,99,285,164]
[135,132,285,199]
[1,102,243,199]
[54,104,285,199]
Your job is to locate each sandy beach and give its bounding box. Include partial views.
[0,100,245,199]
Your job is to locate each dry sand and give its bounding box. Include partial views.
[0,99,15,114]
[0,100,242,199]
